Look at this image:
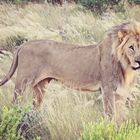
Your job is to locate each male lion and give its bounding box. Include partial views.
[0,21,140,123]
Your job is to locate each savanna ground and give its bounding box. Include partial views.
[0,1,140,140]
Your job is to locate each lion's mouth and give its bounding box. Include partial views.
[132,61,140,70]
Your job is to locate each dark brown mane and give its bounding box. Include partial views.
[107,21,140,38]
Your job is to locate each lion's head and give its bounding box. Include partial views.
[109,21,140,71]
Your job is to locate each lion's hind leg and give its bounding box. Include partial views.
[33,78,51,109]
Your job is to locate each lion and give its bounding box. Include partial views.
[0,21,140,124]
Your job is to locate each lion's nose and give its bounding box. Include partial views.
[135,58,140,65]
[135,56,140,64]
[135,60,140,65]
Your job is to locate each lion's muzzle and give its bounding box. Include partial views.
[132,60,140,70]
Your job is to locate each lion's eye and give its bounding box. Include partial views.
[129,45,135,51]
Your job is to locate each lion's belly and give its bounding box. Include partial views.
[56,79,101,91]
[34,61,101,91]
[34,68,101,91]
[51,66,101,91]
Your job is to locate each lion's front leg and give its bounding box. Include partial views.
[102,86,116,119]
[102,85,128,126]
[114,88,128,126]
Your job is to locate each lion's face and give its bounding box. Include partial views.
[123,35,140,70]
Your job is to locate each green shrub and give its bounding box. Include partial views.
[0,105,31,140]
[82,119,140,140]
[0,33,27,52]
[77,0,121,13]
[78,0,140,13]
[128,0,140,4]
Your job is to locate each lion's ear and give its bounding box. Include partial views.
[117,30,127,41]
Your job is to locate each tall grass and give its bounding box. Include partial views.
[0,3,140,140]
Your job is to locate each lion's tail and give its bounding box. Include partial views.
[0,48,20,86]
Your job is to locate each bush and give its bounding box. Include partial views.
[82,119,140,140]
[0,33,27,52]
[78,0,140,13]
[0,106,31,140]
[128,0,140,4]
[77,0,121,13]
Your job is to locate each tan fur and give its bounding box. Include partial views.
[1,21,140,125]
[124,67,136,87]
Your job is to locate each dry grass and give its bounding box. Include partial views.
[0,3,140,140]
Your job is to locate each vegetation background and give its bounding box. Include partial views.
[0,0,140,140]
